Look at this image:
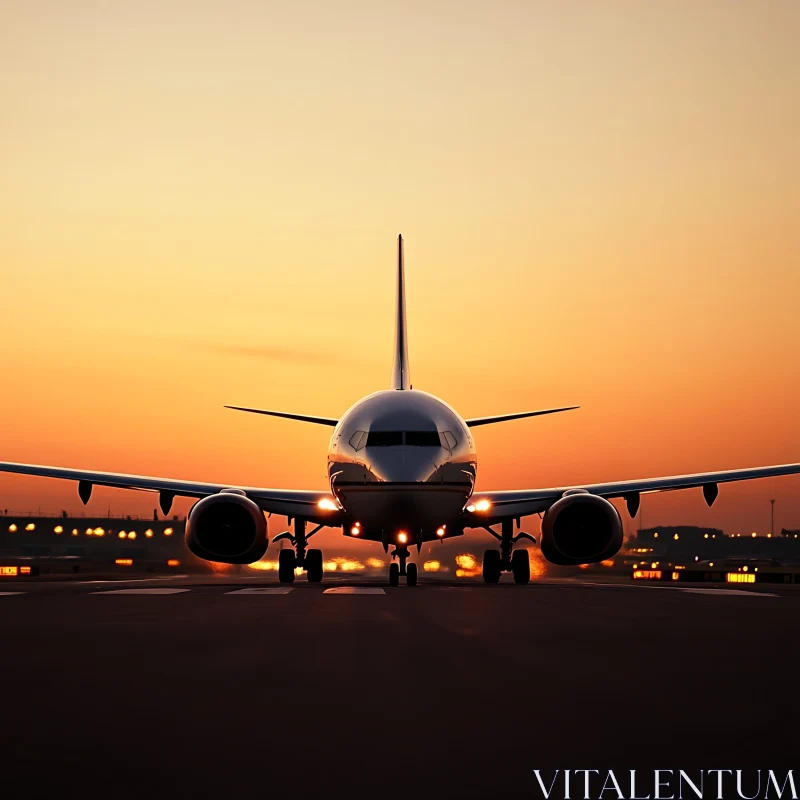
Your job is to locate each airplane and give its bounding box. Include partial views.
[2,235,800,586]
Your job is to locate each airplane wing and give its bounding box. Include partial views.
[0,461,344,524]
[465,462,800,524]
[464,406,578,427]
[224,406,338,426]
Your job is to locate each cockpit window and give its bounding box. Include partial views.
[441,431,458,450]
[349,431,367,451]
[405,431,442,447]
[366,431,403,447]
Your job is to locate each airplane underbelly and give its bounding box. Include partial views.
[336,484,470,536]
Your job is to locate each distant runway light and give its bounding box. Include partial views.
[8,524,17,532]
[164,527,173,536]
[118,531,126,539]
[127,531,137,540]
[54,525,63,534]
[145,529,154,538]
[25,523,35,531]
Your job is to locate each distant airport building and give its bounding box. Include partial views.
[0,512,190,573]
[634,526,800,563]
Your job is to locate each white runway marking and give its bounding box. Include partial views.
[680,588,778,597]
[94,588,190,595]
[323,587,385,595]
[0,592,24,596]
[78,575,189,584]
[226,588,294,595]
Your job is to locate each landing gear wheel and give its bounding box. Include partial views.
[278,549,296,584]
[511,549,530,585]
[389,563,400,587]
[482,549,501,584]
[306,549,323,583]
[406,562,418,587]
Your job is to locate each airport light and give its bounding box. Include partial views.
[164,527,173,536]
[167,559,180,567]
[653,532,659,538]
[54,525,63,534]
[115,559,133,566]
[127,531,137,540]
[25,523,35,531]
[1,566,19,576]
[118,531,126,539]
[674,534,679,540]
[145,529,154,538]
[94,528,105,537]
[85,528,93,536]
[72,529,79,536]
[8,524,17,532]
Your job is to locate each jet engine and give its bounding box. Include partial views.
[185,490,268,564]
[540,491,623,565]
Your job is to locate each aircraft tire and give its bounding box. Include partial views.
[306,549,323,582]
[389,563,400,586]
[406,562,418,587]
[482,549,501,584]
[511,549,530,585]
[278,549,296,583]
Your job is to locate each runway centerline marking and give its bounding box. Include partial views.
[323,587,385,595]
[226,588,294,595]
[93,588,191,595]
[680,588,778,597]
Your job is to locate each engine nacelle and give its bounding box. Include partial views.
[185,490,268,564]
[540,491,623,566]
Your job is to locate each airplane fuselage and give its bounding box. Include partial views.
[328,390,477,546]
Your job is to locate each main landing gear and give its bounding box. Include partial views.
[388,543,417,587]
[274,518,325,584]
[482,519,535,585]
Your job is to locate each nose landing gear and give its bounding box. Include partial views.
[482,519,535,584]
[388,544,418,587]
[274,518,326,583]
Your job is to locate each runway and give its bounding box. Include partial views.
[1,575,799,799]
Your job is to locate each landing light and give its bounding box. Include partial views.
[317,498,339,511]
[474,499,491,512]
[350,526,360,536]
[397,532,408,544]
[436,527,445,537]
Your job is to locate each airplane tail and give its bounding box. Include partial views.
[391,234,411,390]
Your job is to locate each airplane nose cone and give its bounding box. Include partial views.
[367,448,441,483]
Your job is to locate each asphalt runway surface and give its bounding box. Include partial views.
[1,575,799,799]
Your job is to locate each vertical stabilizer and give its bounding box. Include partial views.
[391,234,411,390]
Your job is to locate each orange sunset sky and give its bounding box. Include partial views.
[1,1,799,545]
